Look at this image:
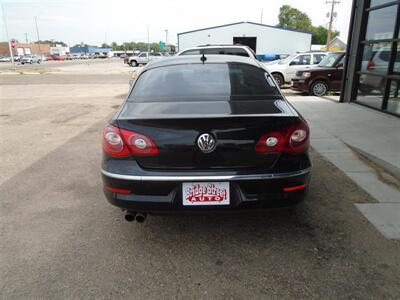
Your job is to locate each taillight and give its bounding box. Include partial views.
[255,120,309,154]
[102,124,159,156]
[103,124,130,157]
[367,60,375,70]
[119,128,159,155]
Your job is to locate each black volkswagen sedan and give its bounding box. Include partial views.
[101,55,311,222]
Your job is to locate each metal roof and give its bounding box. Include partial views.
[177,21,312,36]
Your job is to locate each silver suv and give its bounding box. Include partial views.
[20,55,42,64]
[128,52,164,67]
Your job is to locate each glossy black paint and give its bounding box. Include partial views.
[117,115,302,170]
[102,55,311,214]
[118,99,295,118]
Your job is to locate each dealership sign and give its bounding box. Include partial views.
[10,39,16,49]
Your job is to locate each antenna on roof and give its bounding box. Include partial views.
[200,52,207,64]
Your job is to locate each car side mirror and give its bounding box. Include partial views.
[337,62,344,68]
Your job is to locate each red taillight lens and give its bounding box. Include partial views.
[255,120,309,154]
[367,60,375,70]
[102,124,159,156]
[103,124,131,157]
[119,128,159,155]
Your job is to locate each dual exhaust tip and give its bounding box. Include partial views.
[125,212,147,223]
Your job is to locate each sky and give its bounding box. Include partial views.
[1,0,353,47]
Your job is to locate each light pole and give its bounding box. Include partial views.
[165,29,168,45]
[1,3,15,70]
[35,16,42,56]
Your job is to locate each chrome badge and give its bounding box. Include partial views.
[197,133,216,153]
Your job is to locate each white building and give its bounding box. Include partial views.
[50,45,70,56]
[177,21,312,55]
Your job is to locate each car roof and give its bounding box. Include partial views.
[180,45,251,52]
[293,52,326,55]
[142,55,262,71]
[195,45,249,49]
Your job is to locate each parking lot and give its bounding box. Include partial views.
[1,59,400,298]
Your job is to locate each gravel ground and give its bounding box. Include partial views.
[1,61,399,299]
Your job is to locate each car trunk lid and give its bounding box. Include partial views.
[116,100,299,170]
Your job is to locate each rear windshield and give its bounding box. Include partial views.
[128,63,281,102]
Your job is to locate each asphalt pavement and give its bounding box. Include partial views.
[1,61,399,299]
[0,58,114,71]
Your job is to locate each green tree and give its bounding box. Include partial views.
[35,40,67,46]
[278,5,312,31]
[167,44,176,52]
[311,26,340,44]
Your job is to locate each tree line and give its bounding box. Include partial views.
[101,42,176,52]
[278,5,340,44]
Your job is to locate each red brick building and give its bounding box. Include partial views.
[0,42,51,56]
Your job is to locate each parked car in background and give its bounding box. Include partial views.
[359,48,400,94]
[101,55,311,222]
[263,52,327,87]
[177,45,257,59]
[20,55,42,64]
[47,55,65,61]
[123,55,132,64]
[291,52,345,96]
[127,52,163,66]
[0,56,11,62]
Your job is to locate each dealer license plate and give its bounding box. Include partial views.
[182,182,230,206]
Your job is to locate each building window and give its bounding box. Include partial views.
[365,6,396,40]
[370,0,398,7]
[353,1,400,116]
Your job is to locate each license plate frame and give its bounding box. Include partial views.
[182,182,230,206]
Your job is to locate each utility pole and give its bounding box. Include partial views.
[260,8,263,24]
[35,16,42,56]
[326,0,340,51]
[25,33,28,43]
[147,25,150,53]
[165,29,168,45]
[1,4,15,70]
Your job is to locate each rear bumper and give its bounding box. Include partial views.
[101,167,311,213]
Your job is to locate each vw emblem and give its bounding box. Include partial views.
[197,133,216,153]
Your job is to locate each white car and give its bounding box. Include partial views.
[0,56,11,62]
[177,45,257,59]
[128,52,163,67]
[264,52,327,86]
